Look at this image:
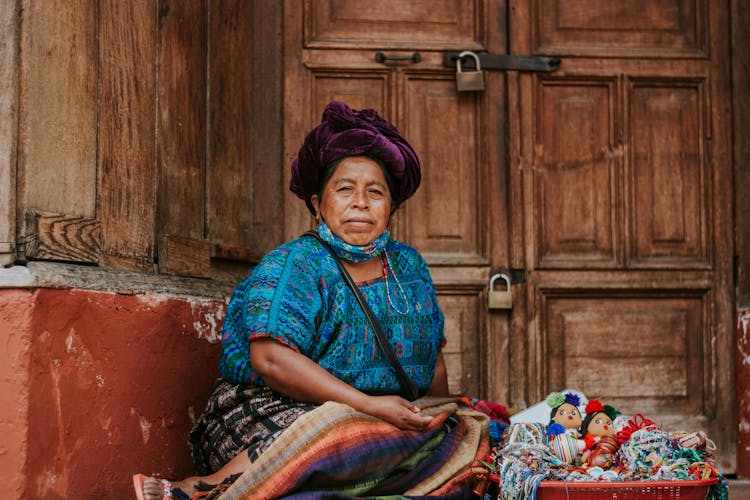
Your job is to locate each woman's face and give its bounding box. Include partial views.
[311,156,392,246]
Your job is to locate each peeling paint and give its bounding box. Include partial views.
[100,416,111,431]
[192,308,223,343]
[740,310,750,366]
[139,417,152,444]
[38,361,69,497]
[135,294,171,308]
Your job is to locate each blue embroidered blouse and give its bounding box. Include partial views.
[219,236,445,395]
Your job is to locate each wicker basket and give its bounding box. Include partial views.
[535,478,717,499]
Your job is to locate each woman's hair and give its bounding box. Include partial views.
[317,156,402,214]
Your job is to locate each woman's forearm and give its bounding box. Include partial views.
[249,337,435,431]
[249,337,371,410]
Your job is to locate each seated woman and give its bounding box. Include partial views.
[135,101,483,500]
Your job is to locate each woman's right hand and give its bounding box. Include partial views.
[251,338,433,431]
[361,395,433,431]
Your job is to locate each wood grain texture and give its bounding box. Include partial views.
[535,0,707,57]
[156,0,207,240]
[305,0,485,50]
[249,0,285,254]
[733,0,750,307]
[511,0,735,470]
[23,261,235,302]
[208,0,255,253]
[158,234,210,278]
[17,0,97,217]
[0,0,19,265]
[284,0,504,403]
[98,0,157,272]
[207,0,284,258]
[155,0,209,278]
[24,209,102,264]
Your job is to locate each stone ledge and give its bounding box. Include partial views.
[728,478,750,498]
[0,261,239,299]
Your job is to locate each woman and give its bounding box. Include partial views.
[135,101,478,500]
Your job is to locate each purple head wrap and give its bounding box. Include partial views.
[290,101,421,214]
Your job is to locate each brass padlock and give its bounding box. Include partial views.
[488,273,512,309]
[456,51,485,92]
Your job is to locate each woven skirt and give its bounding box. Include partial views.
[188,379,317,475]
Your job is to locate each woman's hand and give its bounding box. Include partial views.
[251,338,433,431]
[361,395,433,431]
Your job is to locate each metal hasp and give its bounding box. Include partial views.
[375,52,421,64]
[442,52,560,72]
[488,273,513,309]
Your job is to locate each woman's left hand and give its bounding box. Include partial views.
[360,395,433,431]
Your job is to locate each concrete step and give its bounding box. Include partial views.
[728,478,750,498]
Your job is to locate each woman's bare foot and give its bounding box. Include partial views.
[135,450,250,499]
[140,475,198,500]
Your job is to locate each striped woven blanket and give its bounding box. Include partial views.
[217,398,490,499]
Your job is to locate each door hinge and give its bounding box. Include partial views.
[442,52,560,72]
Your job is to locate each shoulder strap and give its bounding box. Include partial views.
[304,230,420,401]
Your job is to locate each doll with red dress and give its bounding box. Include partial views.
[579,399,620,468]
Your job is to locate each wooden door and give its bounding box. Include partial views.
[282,0,509,398]
[508,0,735,471]
[282,0,736,472]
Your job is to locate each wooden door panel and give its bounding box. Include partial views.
[311,72,388,116]
[512,0,733,470]
[403,79,485,264]
[545,294,705,413]
[440,293,482,396]
[305,0,484,49]
[536,80,618,268]
[525,70,722,443]
[535,0,707,57]
[630,81,709,266]
[286,0,502,401]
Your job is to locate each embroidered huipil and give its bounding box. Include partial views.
[219,236,445,395]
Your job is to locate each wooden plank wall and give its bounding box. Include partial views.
[208,0,284,261]
[156,0,208,276]
[7,0,283,279]
[733,0,750,308]
[0,1,19,266]
[99,1,157,272]
[18,0,98,218]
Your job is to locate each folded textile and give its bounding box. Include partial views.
[216,397,490,499]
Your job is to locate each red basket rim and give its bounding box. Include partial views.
[538,478,717,489]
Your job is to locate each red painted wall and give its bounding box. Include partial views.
[2,288,749,496]
[739,307,750,476]
[0,288,225,499]
[0,290,33,497]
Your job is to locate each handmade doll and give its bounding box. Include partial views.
[545,391,586,463]
[579,399,620,468]
[546,391,583,435]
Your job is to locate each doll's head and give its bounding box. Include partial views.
[546,392,583,430]
[580,399,618,437]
